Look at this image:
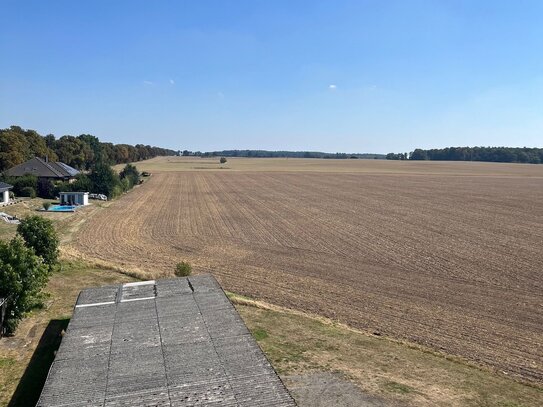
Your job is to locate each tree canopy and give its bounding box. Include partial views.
[17,216,60,268]
[0,125,176,172]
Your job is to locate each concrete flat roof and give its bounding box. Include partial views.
[37,275,296,407]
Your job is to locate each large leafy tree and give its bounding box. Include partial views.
[0,237,49,334]
[0,126,57,171]
[88,163,122,198]
[17,216,59,268]
[55,135,94,169]
[119,163,140,188]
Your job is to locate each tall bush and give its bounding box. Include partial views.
[17,216,59,268]
[88,163,122,198]
[19,186,36,198]
[2,174,38,196]
[119,163,140,188]
[0,237,49,334]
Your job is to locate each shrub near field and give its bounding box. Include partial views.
[69,160,543,384]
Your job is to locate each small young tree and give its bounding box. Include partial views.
[0,237,49,334]
[17,216,59,268]
[43,202,51,211]
[220,157,227,164]
[175,261,192,277]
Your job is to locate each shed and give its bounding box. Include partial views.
[37,275,296,406]
[59,191,89,206]
[0,182,13,205]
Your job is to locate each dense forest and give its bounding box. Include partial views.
[387,147,543,164]
[195,150,385,159]
[0,125,176,172]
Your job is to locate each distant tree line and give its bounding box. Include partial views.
[385,152,409,160]
[0,125,177,172]
[386,147,543,164]
[180,149,385,159]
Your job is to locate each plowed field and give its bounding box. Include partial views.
[70,159,543,383]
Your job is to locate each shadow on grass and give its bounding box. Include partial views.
[8,318,69,407]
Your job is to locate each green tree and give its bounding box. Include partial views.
[8,174,38,196]
[55,136,93,169]
[17,216,59,268]
[88,163,122,198]
[37,178,56,199]
[119,163,140,188]
[71,173,93,192]
[0,237,49,334]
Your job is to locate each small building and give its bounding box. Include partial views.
[0,182,13,205]
[59,191,89,206]
[5,157,79,182]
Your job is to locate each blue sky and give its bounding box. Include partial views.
[1,1,542,153]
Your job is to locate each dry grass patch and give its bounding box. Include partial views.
[231,294,543,407]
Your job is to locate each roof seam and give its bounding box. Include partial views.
[154,284,174,407]
[103,286,122,405]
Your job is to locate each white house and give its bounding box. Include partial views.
[0,182,13,205]
[59,191,89,206]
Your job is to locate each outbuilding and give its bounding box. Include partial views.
[0,182,13,205]
[59,191,89,206]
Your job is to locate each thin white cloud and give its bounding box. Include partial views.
[169,79,175,85]
[143,80,154,86]
[329,84,337,90]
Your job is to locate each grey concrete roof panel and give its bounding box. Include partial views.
[37,274,296,407]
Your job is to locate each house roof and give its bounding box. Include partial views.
[0,182,13,192]
[37,275,296,407]
[4,157,79,178]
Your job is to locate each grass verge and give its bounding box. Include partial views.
[229,293,543,407]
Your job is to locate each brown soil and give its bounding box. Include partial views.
[69,161,543,384]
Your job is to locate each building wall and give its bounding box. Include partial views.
[60,193,88,205]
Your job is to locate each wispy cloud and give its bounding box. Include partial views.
[169,79,175,85]
[328,84,337,90]
[143,80,154,86]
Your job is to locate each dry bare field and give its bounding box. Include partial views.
[72,158,543,383]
